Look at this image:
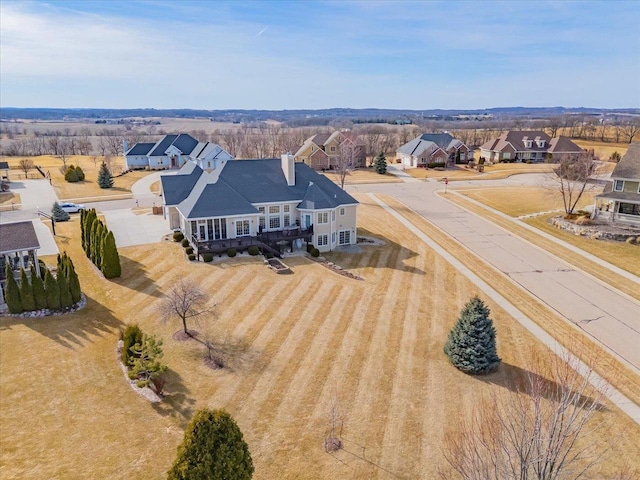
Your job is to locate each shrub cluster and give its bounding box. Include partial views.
[202,253,214,262]
[248,245,260,256]
[4,252,81,314]
[227,248,237,258]
[80,209,121,278]
[64,164,85,183]
[306,243,315,253]
[427,161,446,169]
[121,323,167,395]
[181,238,190,248]
[185,246,194,255]
[173,231,184,242]
[188,254,196,261]
[310,248,320,257]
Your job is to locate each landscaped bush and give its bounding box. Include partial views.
[248,245,260,256]
[188,254,196,261]
[478,157,486,165]
[52,202,70,222]
[173,231,184,242]
[185,247,194,255]
[121,323,143,367]
[310,248,320,257]
[306,243,314,253]
[202,253,214,262]
[427,162,446,169]
[227,248,237,257]
[181,238,190,247]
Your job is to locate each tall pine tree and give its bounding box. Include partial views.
[97,162,114,188]
[58,269,73,309]
[4,263,22,314]
[101,231,121,279]
[444,296,501,375]
[66,255,82,304]
[51,201,70,222]
[19,268,35,312]
[44,269,61,311]
[374,152,387,174]
[30,264,47,310]
[168,409,254,480]
[80,209,86,252]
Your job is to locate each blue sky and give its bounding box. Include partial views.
[1,0,639,109]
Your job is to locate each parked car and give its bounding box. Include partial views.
[60,202,85,213]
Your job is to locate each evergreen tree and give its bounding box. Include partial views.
[44,269,61,310]
[66,256,82,304]
[168,409,254,480]
[64,165,81,182]
[128,334,168,393]
[51,201,70,222]
[121,323,144,367]
[19,268,35,312]
[83,209,96,257]
[90,218,100,264]
[97,162,114,188]
[4,263,22,314]
[80,209,86,252]
[444,296,501,375]
[374,152,387,174]
[75,165,85,181]
[94,223,105,268]
[30,264,47,310]
[101,231,122,278]
[58,269,73,309]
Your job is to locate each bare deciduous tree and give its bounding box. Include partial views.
[620,120,640,143]
[441,350,613,480]
[19,158,34,178]
[159,278,213,335]
[335,141,359,190]
[324,391,343,452]
[551,151,600,215]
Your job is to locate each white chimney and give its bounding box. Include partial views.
[122,140,129,154]
[281,153,295,186]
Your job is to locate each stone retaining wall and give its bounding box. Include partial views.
[548,216,640,242]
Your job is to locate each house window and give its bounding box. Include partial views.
[502,152,511,160]
[283,205,290,213]
[269,206,280,214]
[236,220,250,236]
[339,207,345,216]
[207,161,211,168]
[318,212,329,224]
[190,221,197,238]
[269,216,281,229]
[330,146,335,152]
[459,151,466,161]
[525,141,532,148]
[614,180,624,192]
[214,218,227,239]
[317,234,328,246]
[339,230,351,245]
[332,232,336,244]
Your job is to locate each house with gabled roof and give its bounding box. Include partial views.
[396,133,472,168]
[294,131,366,170]
[0,221,42,309]
[160,154,358,254]
[593,142,640,225]
[124,134,233,171]
[480,131,582,163]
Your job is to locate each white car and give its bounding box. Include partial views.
[60,202,85,213]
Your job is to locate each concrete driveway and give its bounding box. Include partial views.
[102,209,172,248]
[347,179,640,371]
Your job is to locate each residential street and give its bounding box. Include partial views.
[347,176,640,372]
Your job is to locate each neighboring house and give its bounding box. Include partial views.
[294,131,366,170]
[480,131,583,163]
[593,142,640,225]
[160,154,358,254]
[0,221,42,309]
[396,133,473,168]
[124,134,233,171]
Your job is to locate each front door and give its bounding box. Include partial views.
[198,224,206,241]
[303,214,312,229]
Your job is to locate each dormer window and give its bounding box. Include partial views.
[537,140,546,148]
[525,140,533,148]
[614,180,624,192]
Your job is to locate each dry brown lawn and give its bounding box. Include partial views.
[406,162,555,181]
[456,186,598,217]
[0,192,20,206]
[1,199,639,479]
[322,169,401,184]
[4,155,152,201]
[572,139,629,160]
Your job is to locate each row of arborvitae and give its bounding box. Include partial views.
[4,252,82,314]
[80,208,121,278]
[121,323,168,395]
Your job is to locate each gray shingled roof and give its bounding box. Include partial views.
[0,161,9,170]
[0,221,40,253]
[171,134,199,155]
[149,134,178,156]
[184,183,259,218]
[125,143,155,156]
[298,182,335,210]
[160,163,204,205]
[611,143,640,180]
[596,190,640,203]
[419,133,455,149]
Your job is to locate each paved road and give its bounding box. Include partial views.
[347,180,640,371]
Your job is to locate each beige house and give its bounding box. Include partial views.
[593,143,640,225]
[480,131,582,163]
[396,133,472,168]
[160,154,358,255]
[294,131,366,170]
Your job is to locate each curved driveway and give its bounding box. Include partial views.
[347,177,640,371]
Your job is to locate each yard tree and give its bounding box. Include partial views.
[64,165,81,182]
[121,323,144,367]
[51,201,70,222]
[374,152,387,174]
[89,218,101,264]
[168,408,254,480]
[80,209,86,251]
[30,264,47,310]
[4,263,22,314]
[19,158,34,178]
[101,230,121,279]
[159,278,211,335]
[83,209,97,257]
[19,268,35,312]
[551,150,599,215]
[57,268,73,309]
[97,161,114,188]
[66,255,82,304]
[444,296,501,375]
[44,269,61,310]
[94,222,106,268]
[128,334,168,394]
[442,350,613,479]
[335,141,359,190]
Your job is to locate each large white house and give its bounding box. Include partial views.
[124,134,233,171]
[160,154,359,254]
